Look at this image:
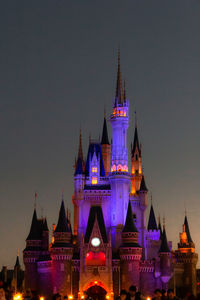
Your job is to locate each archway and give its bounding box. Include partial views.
[86,285,107,300]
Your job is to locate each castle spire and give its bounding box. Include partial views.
[159,225,170,253]
[101,117,110,145]
[115,49,123,106]
[123,201,138,233]
[132,113,141,156]
[55,200,70,233]
[184,215,193,243]
[139,175,148,192]
[78,129,83,161]
[147,203,158,231]
[26,209,40,240]
[75,130,84,175]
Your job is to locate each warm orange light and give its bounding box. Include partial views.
[92,177,97,184]
[14,294,22,300]
[94,281,98,284]
[81,296,85,299]
[106,296,110,299]
[68,296,73,300]
[147,297,151,300]
[92,167,97,173]
[40,297,44,300]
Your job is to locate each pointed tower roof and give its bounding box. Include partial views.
[159,226,170,253]
[132,119,141,156]
[147,205,158,231]
[75,130,84,175]
[115,50,123,106]
[15,255,20,268]
[55,201,70,233]
[184,215,193,243]
[26,209,41,240]
[123,201,138,233]
[43,218,49,231]
[139,175,148,192]
[78,129,83,161]
[101,117,110,145]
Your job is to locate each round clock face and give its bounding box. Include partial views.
[91,237,101,247]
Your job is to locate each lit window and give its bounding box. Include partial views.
[92,177,97,184]
[92,167,97,173]
[111,164,116,172]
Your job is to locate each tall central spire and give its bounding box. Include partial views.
[115,49,123,106]
[78,129,83,161]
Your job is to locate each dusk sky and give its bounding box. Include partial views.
[0,1,200,268]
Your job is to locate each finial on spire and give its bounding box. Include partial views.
[163,215,165,228]
[62,189,64,202]
[78,129,83,160]
[34,192,37,210]
[134,110,137,128]
[115,48,123,105]
[104,104,106,118]
[151,192,153,205]
[17,248,19,257]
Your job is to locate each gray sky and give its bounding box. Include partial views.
[0,0,200,268]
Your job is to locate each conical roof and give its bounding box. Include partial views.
[184,215,193,243]
[139,175,148,192]
[55,201,70,233]
[147,205,158,231]
[101,117,110,145]
[26,209,41,240]
[43,218,49,231]
[15,255,20,268]
[132,126,140,156]
[123,201,138,233]
[159,227,170,253]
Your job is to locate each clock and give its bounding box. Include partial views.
[91,237,101,247]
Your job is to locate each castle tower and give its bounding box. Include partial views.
[146,203,160,260]
[37,218,52,297]
[109,51,130,246]
[137,175,148,254]
[119,201,142,290]
[159,225,171,289]
[23,209,42,290]
[73,131,85,236]
[51,200,73,296]
[131,118,142,194]
[174,215,198,296]
[101,116,111,176]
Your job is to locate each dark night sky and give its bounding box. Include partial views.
[0,1,200,268]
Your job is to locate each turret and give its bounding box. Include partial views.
[23,208,42,290]
[131,117,142,194]
[73,130,85,236]
[51,200,73,296]
[147,203,160,241]
[101,116,111,176]
[120,201,142,289]
[159,225,171,288]
[174,215,198,296]
[138,175,148,208]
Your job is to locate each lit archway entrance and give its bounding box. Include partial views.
[86,285,107,300]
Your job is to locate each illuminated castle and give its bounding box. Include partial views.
[23,53,198,299]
